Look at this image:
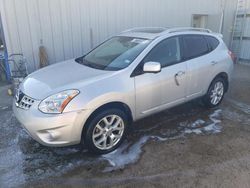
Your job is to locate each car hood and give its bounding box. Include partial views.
[20,59,113,99]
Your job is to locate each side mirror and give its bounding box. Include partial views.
[143,62,161,73]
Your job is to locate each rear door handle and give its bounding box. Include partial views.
[211,61,218,65]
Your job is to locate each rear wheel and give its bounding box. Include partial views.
[203,77,225,108]
[83,109,128,154]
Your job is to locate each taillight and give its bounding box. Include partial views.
[228,50,236,63]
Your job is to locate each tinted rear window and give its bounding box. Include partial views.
[183,35,209,60]
[205,36,219,51]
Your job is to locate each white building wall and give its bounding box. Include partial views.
[0,0,237,72]
[230,0,250,62]
[240,15,250,60]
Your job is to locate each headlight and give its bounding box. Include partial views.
[38,90,79,114]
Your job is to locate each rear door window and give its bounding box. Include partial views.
[205,36,220,51]
[182,35,209,60]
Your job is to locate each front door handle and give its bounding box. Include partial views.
[174,71,185,86]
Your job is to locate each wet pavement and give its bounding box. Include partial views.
[0,64,250,188]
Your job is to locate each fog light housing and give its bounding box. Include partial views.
[46,130,61,141]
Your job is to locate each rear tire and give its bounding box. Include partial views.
[83,108,128,154]
[203,77,225,108]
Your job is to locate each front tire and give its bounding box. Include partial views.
[83,109,128,154]
[203,77,225,108]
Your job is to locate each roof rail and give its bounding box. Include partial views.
[165,27,212,34]
[122,27,167,33]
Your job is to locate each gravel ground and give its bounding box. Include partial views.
[0,64,249,188]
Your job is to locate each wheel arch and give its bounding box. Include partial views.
[208,72,229,92]
[81,101,133,140]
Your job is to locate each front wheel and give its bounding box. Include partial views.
[203,77,225,108]
[83,109,128,154]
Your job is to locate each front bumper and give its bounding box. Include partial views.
[13,100,90,147]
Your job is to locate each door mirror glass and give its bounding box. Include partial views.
[143,62,161,73]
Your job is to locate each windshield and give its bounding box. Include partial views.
[76,36,151,70]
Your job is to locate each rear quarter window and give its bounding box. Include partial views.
[205,36,220,51]
[182,35,209,60]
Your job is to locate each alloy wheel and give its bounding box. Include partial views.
[210,81,224,105]
[92,115,124,150]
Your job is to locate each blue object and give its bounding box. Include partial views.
[4,50,11,81]
[0,50,11,82]
[1,50,11,82]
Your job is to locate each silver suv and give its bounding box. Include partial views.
[13,27,234,154]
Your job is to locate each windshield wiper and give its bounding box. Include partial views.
[75,57,105,70]
[75,56,84,64]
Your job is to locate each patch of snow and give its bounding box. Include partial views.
[223,105,250,125]
[190,119,206,128]
[102,136,150,171]
[228,99,250,115]
[183,109,222,135]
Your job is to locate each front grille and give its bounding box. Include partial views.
[15,90,35,110]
